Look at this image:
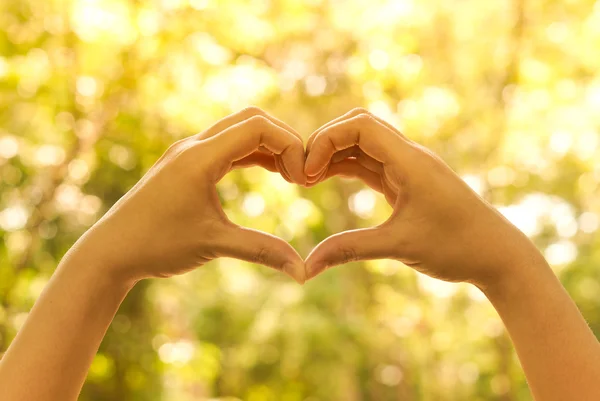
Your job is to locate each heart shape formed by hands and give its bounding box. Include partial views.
[232,107,429,284]
[89,106,541,294]
[220,107,408,283]
[210,107,538,293]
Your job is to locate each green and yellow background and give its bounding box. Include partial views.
[1,0,600,399]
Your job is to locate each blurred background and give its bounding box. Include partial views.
[1,0,600,400]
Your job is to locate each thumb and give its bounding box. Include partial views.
[213,224,306,284]
[305,226,395,279]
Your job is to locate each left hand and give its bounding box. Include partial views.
[71,107,307,284]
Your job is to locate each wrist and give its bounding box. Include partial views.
[477,252,554,306]
[60,237,139,295]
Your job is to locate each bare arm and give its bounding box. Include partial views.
[0,107,307,401]
[304,107,600,401]
[0,252,132,401]
[484,258,600,400]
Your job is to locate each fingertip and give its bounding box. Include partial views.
[283,145,309,186]
[305,174,319,185]
[304,155,327,178]
[304,151,317,175]
[295,168,308,187]
[304,179,318,188]
[291,168,308,187]
[274,156,292,183]
[283,261,306,284]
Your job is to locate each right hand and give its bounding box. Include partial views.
[304,108,547,291]
[70,107,307,284]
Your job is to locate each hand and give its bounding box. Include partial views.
[304,108,545,290]
[73,107,307,284]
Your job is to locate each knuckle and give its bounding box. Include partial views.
[246,114,270,128]
[175,142,206,171]
[355,112,375,124]
[412,143,445,166]
[165,138,190,155]
[240,106,266,118]
[337,246,358,264]
[252,247,270,265]
[350,107,370,116]
[289,133,304,147]
[173,143,194,163]
[418,144,441,159]
[350,107,372,117]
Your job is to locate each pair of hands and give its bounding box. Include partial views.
[76,107,543,291]
[4,107,596,401]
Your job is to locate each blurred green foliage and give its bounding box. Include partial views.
[1,0,600,400]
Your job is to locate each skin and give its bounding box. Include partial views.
[304,108,600,401]
[0,107,307,401]
[0,107,598,400]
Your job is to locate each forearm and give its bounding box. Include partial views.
[0,246,133,401]
[483,257,600,400]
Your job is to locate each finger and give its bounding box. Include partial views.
[331,146,383,172]
[257,145,273,154]
[199,106,303,143]
[307,108,365,152]
[274,155,293,183]
[305,226,395,279]
[203,115,306,184]
[317,159,384,193]
[305,113,406,177]
[306,146,383,185]
[231,152,278,172]
[381,177,398,206]
[246,146,293,182]
[233,152,293,182]
[214,225,306,284]
[199,107,300,183]
[231,151,293,182]
[307,107,407,153]
[329,146,360,163]
[316,160,398,206]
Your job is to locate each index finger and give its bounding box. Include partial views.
[199,106,303,143]
[202,115,306,184]
[304,113,407,177]
[306,107,407,153]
